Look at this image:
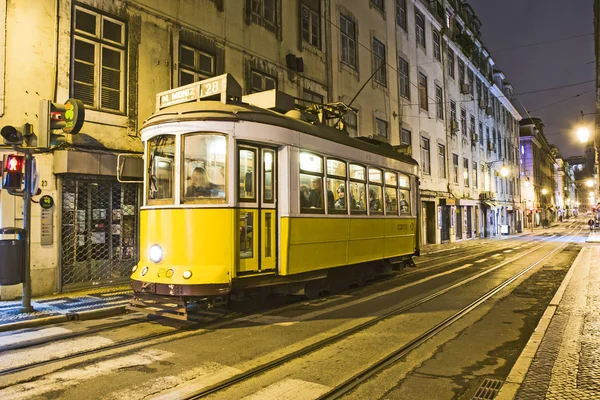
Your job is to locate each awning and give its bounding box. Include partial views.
[482,200,496,208]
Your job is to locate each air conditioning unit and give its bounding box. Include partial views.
[486,107,493,116]
[479,100,486,109]
[488,142,495,151]
[394,144,412,156]
[461,84,471,94]
[451,120,459,132]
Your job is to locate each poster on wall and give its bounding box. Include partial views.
[450,206,455,227]
[437,206,442,228]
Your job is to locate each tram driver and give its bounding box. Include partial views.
[185,167,219,198]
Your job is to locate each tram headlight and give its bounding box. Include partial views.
[183,270,192,279]
[149,245,163,263]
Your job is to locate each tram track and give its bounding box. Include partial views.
[175,225,580,399]
[0,224,579,384]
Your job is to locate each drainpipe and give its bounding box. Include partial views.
[324,0,333,102]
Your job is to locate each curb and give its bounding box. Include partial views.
[0,305,127,333]
[494,246,585,400]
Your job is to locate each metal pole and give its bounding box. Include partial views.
[20,151,33,312]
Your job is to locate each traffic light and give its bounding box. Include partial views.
[3,154,24,189]
[38,98,85,148]
[1,125,23,145]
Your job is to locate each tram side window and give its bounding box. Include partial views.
[349,164,366,214]
[327,159,348,214]
[399,173,411,214]
[368,168,383,214]
[148,135,175,203]
[299,152,325,213]
[385,171,398,215]
[182,134,226,201]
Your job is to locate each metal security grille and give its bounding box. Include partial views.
[61,176,139,289]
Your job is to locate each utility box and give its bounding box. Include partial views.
[0,227,24,285]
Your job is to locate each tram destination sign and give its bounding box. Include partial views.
[157,73,242,110]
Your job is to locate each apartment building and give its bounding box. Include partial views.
[520,118,558,227]
[0,0,521,296]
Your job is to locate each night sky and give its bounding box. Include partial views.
[468,0,595,158]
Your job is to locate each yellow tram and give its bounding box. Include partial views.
[129,74,420,319]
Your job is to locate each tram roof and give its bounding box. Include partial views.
[143,100,418,167]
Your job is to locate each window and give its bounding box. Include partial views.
[301,1,320,48]
[263,150,275,203]
[301,89,323,107]
[479,122,484,145]
[368,168,383,214]
[147,135,175,203]
[399,174,410,214]
[237,148,256,201]
[492,128,497,152]
[72,6,126,113]
[447,46,455,79]
[372,38,387,85]
[401,128,411,145]
[433,30,441,61]
[299,152,324,213]
[349,164,367,213]
[463,158,469,187]
[344,109,358,137]
[418,72,428,111]
[450,100,457,123]
[371,0,384,11]
[438,144,446,179]
[472,161,478,188]
[179,44,215,85]
[486,126,490,148]
[340,15,357,67]
[460,108,467,134]
[327,159,348,214]
[476,78,482,101]
[458,59,465,87]
[385,172,398,215]
[415,10,426,49]
[396,0,407,31]
[421,137,430,174]
[467,69,474,95]
[435,85,444,119]
[183,134,227,201]
[251,69,277,93]
[375,118,388,138]
[251,0,276,29]
[399,57,410,99]
[452,153,459,184]
[469,114,476,138]
[484,89,489,106]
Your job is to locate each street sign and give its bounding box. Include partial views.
[40,195,54,209]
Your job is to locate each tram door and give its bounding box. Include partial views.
[237,144,277,275]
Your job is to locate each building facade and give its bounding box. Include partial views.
[520,118,558,227]
[0,0,522,297]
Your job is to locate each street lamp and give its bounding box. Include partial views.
[586,179,594,188]
[500,166,508,177]
[542,188,548,195]
[577,110,591,143]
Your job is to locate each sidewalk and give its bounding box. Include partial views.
[497,243,600,399]
[0,285,131,332]
[586,230,600,242]
[420,229,531,256]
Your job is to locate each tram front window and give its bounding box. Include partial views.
[182,134,227,202]
[147,135,175,204]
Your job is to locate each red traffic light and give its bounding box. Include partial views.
[5,154,24,172]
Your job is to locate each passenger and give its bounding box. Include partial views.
[399,192,409,213]
[308,178,323,208]
[300,184,311,208]
[335,185,355,210]
[185,167,217,198]
[369,188,381,212]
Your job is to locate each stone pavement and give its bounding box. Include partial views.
[0,284,132,332]
[587,231,600,243]
[497,243,600,399]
